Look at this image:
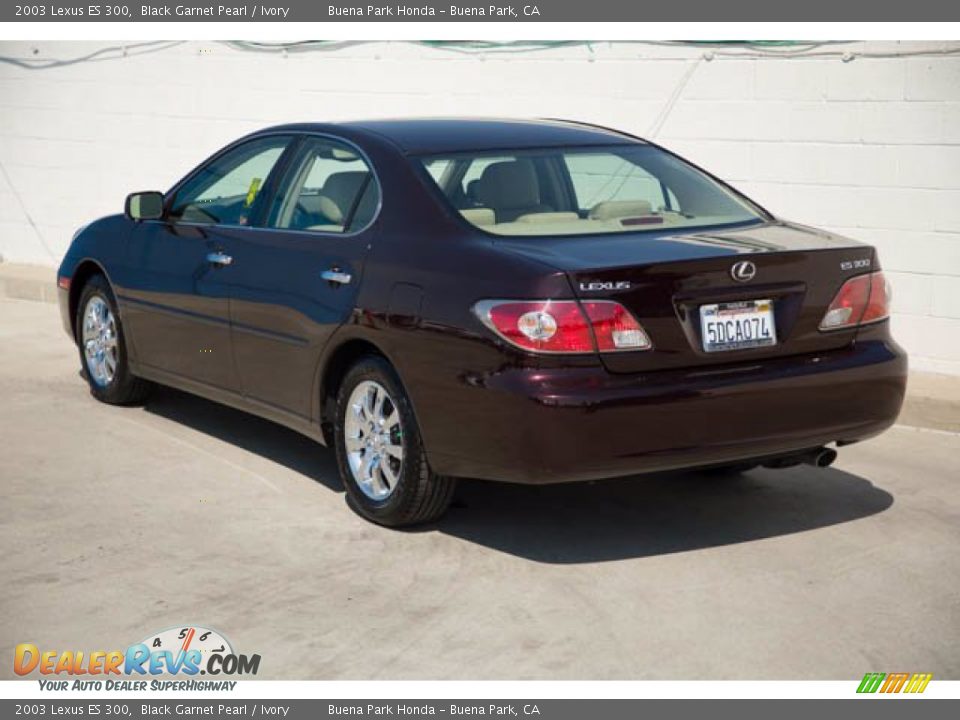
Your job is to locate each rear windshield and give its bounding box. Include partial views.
[419,145,763,236]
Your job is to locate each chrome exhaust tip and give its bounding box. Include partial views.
[809,447,838,468]
[762,446,838,470]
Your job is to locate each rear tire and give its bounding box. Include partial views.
[75,274,153,405]
[334,355,456,527]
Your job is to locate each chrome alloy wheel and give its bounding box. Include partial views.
[344,380,405,500]
[81,296,118,387]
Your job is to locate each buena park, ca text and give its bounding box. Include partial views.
[329,5,541,17]
[330,706,541,716]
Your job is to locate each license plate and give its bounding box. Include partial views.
[700,299,777,353]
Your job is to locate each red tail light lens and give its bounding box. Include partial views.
[476,300,593,353]
[820,271,891,331]
[581,301,652,351]
[474,300,651,354]
[861,271,891,324]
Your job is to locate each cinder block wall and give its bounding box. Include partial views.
[1,40,958,372]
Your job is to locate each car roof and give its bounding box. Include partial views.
[259,117,645,154]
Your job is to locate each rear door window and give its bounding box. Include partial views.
[266,137,380,234]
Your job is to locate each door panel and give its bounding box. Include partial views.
[121,222,237,390]
[119,134,295,392]
[227,136,380,418]
[227,228,369,418]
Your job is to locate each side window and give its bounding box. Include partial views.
[565,153,670,214]
[169,136,291,226]
[267,138,379,234]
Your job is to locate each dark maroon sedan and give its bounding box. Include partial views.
[56,118,906,526]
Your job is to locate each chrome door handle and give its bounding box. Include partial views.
[206,252,233,267]
[321,269,352,285]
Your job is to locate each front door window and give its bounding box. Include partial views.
[169,136,292,226]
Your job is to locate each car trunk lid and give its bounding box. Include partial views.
[497,221,877,373]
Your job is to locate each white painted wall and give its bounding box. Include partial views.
[1,40,958,372]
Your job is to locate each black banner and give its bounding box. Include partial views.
[1,700,959,720]
[3,0,960,22]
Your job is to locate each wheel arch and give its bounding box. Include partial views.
[315,337,390,445]
[68,259,111,341]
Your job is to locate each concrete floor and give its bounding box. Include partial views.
[1,297,958,680]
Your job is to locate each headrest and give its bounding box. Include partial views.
[316,195,344,224]
[322,171,369,212]
[461,208,496,226]
[466,179,482,203]
[475,160,541,210]
[589,200,654,221]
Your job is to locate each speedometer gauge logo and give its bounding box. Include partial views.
[140,625,233,670]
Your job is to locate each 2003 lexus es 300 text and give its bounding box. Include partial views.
[57,118,907,526]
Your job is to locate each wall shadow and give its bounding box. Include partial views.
[141,386,893,564]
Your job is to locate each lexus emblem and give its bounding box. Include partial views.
[730,260,757,283]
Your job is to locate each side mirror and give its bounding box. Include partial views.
[125,191,165,221]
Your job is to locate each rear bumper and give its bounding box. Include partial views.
[426,335,907,484]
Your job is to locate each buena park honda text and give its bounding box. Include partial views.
[56,118,907,526]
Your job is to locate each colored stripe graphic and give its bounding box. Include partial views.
[904,673,933,694]
[857,672,932,694]
[881,672,909,693]
[857,673,885,693]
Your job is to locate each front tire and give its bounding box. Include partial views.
[76,274,152,405]
[334,355,456,527]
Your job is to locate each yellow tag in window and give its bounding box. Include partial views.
[244,177,262,208]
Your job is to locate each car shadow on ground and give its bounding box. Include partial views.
[439,468,893,563]
[143,386,343,492]
[142,386,894,564]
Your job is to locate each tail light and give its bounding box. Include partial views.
[819,271,891,331]
[581,301,652,352]
[473,299,651,354]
